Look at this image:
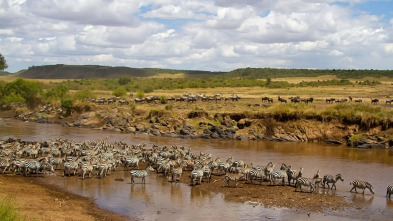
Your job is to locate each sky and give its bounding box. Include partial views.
[1,0,393,73]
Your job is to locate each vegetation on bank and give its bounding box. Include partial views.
[0,196,24,221]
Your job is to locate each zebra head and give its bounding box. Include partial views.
[336,174,344,182]
[366,182,375,194]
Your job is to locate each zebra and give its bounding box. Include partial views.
[0,157,11,173]
[64,161,79,176]
[202,165,212,183]
[287,167,303,186]
[295,177,316,193]
[23,159,42,176]
[386,185,393,198]
[270,170,287,186]
[170,163,185,183]
[190,167,204,186]
[350,180,374,194]
[79,161,94,180]
[130,165,155,184]
[123,156,143,169]
[224,173,246,188]
[248,166,265,185]
[321,174,344,190]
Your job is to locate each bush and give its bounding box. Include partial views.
[160,96,167,104]
[118,77,131,85]
[136,91,145,98]
[112,88,127,97]
[74,89,94,101]
[61,99,73,116]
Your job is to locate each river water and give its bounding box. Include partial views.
[1,118,393,220]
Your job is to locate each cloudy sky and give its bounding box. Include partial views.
[1,0,393,73]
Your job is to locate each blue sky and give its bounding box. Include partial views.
[1,0,393,73]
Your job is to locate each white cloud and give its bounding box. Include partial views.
[0,0,392,72]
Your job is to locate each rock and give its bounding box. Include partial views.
[126,127,136,133]
[135,124,146,132]
[150,129,161,136]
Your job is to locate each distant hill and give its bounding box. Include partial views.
[19,64,224,79]
[0,70,11,76]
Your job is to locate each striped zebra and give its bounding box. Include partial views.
[322,174,344,190]
[202,165,212,183]
[123,156,143,169]
[270,170,287,186]
[295,177,316,193]
[0,157,11,173]
[190,167,204,186]
[350,180,375,194]
[224,173,246,188]
[64,161,79,176]
[387,185,393,198]
[130,165,155,184]
[170,166,183,183]
[23,160,42,176]
[79,161,94,179]
[248,166,265,185]
[48,156,63,170]
[287,167,303,186]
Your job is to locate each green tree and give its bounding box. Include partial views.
[0,53,7,70]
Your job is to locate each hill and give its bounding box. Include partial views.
[19,64,224,79]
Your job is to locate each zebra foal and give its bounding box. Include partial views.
[350,180,374,194]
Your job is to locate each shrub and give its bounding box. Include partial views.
[118,77,131,85]
[136,91,145,98]
[160,96,167,104]
[112,88,127,97]
[74,89,94,101]
[61,99,73,116]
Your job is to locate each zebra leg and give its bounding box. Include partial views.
[350,186,356,193]
[131,176,134,184]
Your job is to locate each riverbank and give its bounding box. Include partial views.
[0,175,129,221]
[6,99,393,149]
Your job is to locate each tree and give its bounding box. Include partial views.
[0,53,7,70]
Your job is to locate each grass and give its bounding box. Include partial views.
[0,196,24,221]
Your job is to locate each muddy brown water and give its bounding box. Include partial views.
[1,118,393,220]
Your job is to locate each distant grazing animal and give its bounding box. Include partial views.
[371,99,379,104]
[386,100,392,104]
[326,98,335,103]
[354,99,362,103]
[261,97,273,103]
[350,180,374,194]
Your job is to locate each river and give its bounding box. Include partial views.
[1,118,392,220]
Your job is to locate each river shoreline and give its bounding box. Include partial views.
[3,105,392,149]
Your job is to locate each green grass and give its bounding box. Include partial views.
[0,196,24,221]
